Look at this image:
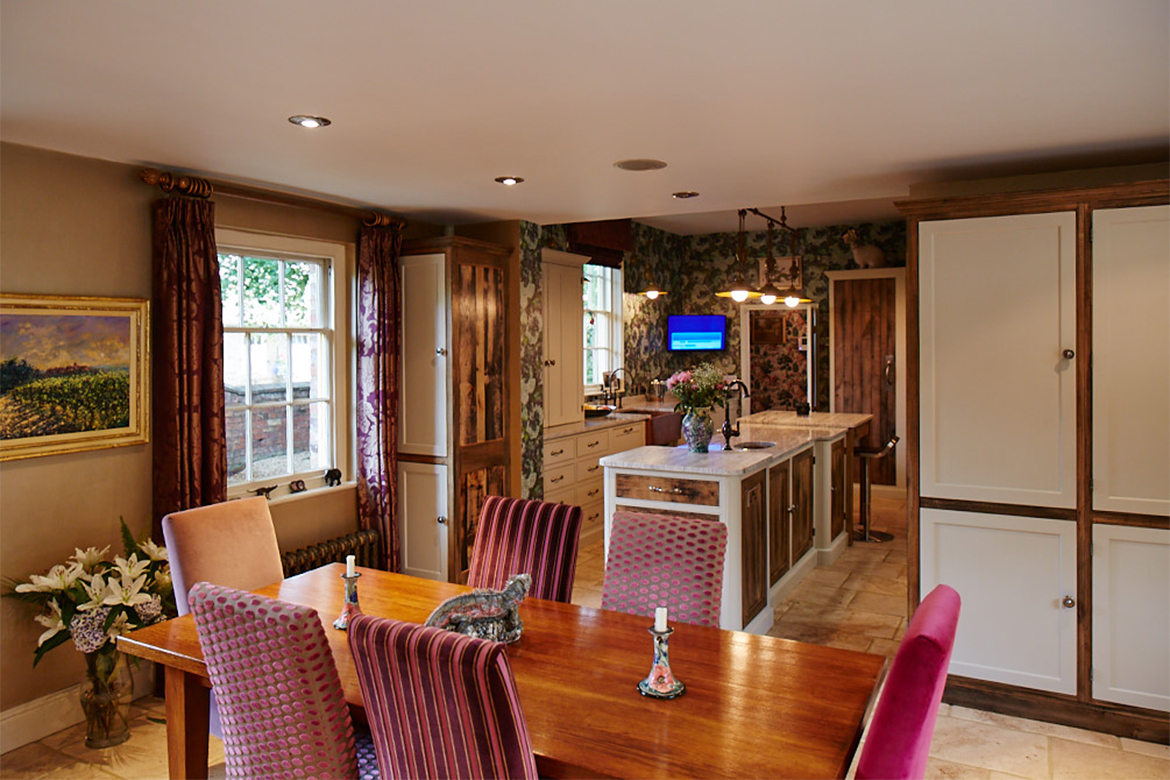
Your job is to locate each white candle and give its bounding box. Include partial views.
[655,607,668,632]
[346,554,356,577]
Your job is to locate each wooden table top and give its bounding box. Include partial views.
[120,564,886,779]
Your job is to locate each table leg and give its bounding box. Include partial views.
[164,666,210,780]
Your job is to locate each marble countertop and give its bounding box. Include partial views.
[600,426,819,476]
[741,410,873,431]
[545,411,651,439]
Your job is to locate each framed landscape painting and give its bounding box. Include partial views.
[0,294,149,461]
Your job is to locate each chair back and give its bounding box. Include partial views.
[467,496,582,603]
[348,614,538,780]
[188,582,359,779]
[855,583,961,780]
[162,496,284,616]
[602,511,728,628]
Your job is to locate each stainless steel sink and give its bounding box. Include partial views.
[735,441,776,450]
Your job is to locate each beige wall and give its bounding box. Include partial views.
[0,143,441,712]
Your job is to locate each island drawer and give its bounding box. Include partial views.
[614,474,720,506]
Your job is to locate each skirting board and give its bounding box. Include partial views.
[817,529,850,566]
[769,546,819,607]
[0,660,155,754]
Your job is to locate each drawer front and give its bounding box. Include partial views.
[544,485,575,506]
[576,430,610,459]
[614,473,720,506]
[610,422,645,453]
[544,438,575,467]
[576,459,604,482]
[543,463,575,494]
[577,478,604,506]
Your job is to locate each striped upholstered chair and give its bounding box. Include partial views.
[601,511,728,628]
[348,614,539,780]
[467,496,583,603]
[188,582,379,780]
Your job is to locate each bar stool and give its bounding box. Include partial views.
[854,435,899,543]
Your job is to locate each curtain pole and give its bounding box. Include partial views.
[140,168,404,228]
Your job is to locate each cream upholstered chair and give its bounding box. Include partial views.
[161,496,286,736]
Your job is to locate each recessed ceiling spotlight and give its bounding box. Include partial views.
[614,158,668,171]
[288,115,331,129]
[672,191,700,199]
[495,176,525,186]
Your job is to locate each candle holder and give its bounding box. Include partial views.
[333,571,361,630]
[637,625,685,699]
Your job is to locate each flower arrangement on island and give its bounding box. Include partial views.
[5,519,174,747]
[665,362,733,414]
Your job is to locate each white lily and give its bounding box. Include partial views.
[104,610,132,641]
[15,562,84,594]
[71,545,110,572]
[138,538,168,562]
[76,572,109,611]
[111,553,150,582]
[34,599,66,647]
[102,573,153,607]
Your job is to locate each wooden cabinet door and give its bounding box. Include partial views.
[830,438,846,539]
[398,461,448,581]
[920,509,1077,694]
[791,449,815,562]
[769,460,791,585]
[399,253,447,456]
[919,212,1077,508]
[741,469,768,626]
[1092,205,1170,516]
[1092,524,1170,711]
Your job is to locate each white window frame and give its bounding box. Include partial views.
[583,263,624,394]
[216,228,350,500]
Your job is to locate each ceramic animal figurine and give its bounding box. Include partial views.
[250,484,278,499]
[842,229,885,268]
[425,573,531,643]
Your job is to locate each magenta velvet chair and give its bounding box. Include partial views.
[188,582,379,779]
[601,510,728,628]
[855,583,962,780]
[348,614,539,780]
[467,496,583,603]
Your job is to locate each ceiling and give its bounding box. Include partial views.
[2,1,1167,235]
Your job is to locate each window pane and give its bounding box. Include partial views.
[220,255,242,328]
[243,256,282,327]
[226,408,249,485]
[251,333,289,400]
[251,405,289,480]
[285,261,324,328]
[290,333,327,399]
[584,314,598,348]
[294,401,330,473]
[584,349,598,386]
[223,332,247,403]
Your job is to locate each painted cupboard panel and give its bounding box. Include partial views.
[398,461,448,581]
[399,253,447,456]
[920,509,1077,694]
[919,213,1077,507]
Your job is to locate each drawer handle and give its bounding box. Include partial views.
[550,448,565,457]
[550,475,565,484]
[648,485,685,495]
[587,441,600,448]
[622,426,636,434]
[586,488,600,498]
[586,465,600,473]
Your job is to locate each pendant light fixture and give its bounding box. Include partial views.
[745,206,811,308]
[639,284,666,299]
[757,223,785,305]
[716,210,762,302]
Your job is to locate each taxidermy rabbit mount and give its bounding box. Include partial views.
[842,229,886,268]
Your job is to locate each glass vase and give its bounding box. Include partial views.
[80,646,134,748]
[681,407,715,452]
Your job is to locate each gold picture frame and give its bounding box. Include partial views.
[0,294,149,461]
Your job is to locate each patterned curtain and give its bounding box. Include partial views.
[151,197,226,535]
[356,224,404,571]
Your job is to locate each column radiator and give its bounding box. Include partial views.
[280,529,382,576]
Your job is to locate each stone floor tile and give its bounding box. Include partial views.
[1120,738,1170,759]
[923,756,992,779]
[780,601,902,638]
[786,583,858,608]
[847,590,908,617]
[41,715,175,780]
[927,715,1049,778]
[841,571,908,596]
[947,705,1122,749]
[0,742,118,780]
[800,566,852,589]
[866,637,901,657]
[767,621,873,652]
[1049,736,1170,779]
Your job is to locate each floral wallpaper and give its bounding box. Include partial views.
[748,309,808,411]
[518,220,544,499]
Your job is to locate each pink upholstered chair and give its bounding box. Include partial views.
[348,614,539,780]
[467,496,583,603]
[188,582,379,780]
[162,497,286,736]
[601,511,728,628]
[855,584,962,780]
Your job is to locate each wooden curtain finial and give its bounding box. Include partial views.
[363,213,401,228]
[141,168,214,198]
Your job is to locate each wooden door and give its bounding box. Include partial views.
[833,276,896,485]
[741,469,768,626]
[768,460,791,585]
[791,449,815,562]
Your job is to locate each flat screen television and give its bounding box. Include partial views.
[667,314,726,351]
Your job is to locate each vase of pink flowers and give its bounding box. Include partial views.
[5,519,173,748]
[667,363,732,453]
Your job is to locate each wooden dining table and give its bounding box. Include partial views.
[118,564,886,779]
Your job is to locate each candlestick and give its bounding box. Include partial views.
[637,625,685,699]
[333,571,361,630]
[345,554,356,577]
[654,606,668,633]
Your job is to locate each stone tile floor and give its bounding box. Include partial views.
[4,491,1166,779]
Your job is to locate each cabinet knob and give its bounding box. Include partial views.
[550,448,565,457]
[1062,349,1075,360]
[787,503,797,514]
[1062,595,1076,608]
[436,347,447,356]
[544,359,557,367]
[437,516,447,525]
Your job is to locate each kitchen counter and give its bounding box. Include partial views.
[599,428,818,476]
[544,411,651,439]
[741,409,873,430]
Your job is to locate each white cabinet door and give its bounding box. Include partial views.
[920,509,1077,694]
[399,253,447,456]
[398,461,448,581]
[542,252,585,428]
[919,213,1077,507]
[1092,205,1170,516]
[1092,524,1170,711]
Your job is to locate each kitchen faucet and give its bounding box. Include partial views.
[603,368,626,408]
[721,379,751,448]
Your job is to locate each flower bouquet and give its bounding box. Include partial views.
[5,519,174,747]
[666,363,733,452]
